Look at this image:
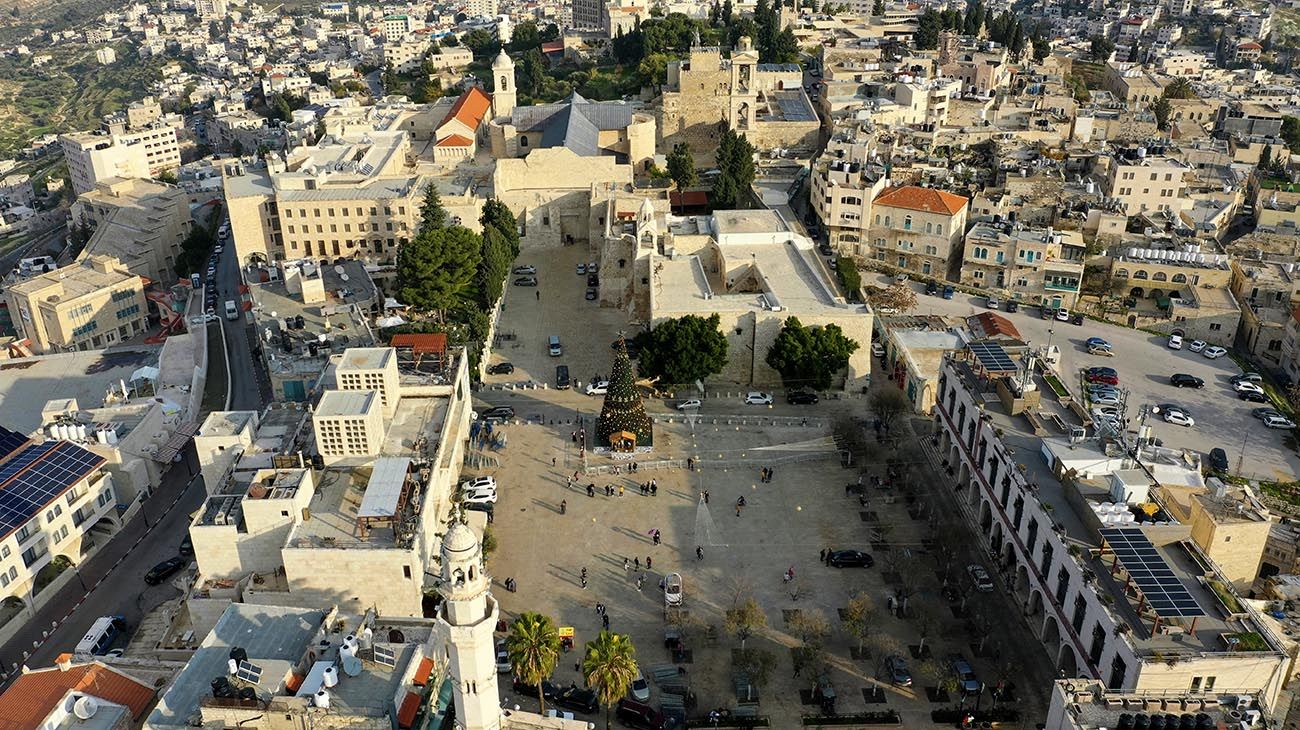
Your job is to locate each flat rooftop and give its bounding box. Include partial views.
[316,389,377,417]
[147,604,325,727]
[945,355,1283,656]
[382,393,449,456]
[198,410,257,438]
[339,347,394,372]
[250,261,378,379]
[0,350,158,434]
[287,469,405,548]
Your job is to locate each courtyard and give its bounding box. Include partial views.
[473,405,1058,727]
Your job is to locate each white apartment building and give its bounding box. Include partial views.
[61,124,181,196]
[1105,152,1189,217]
[960,221,1086,308]
[1239,11,1272,40]
[333,347,400,418]
[312,390,384,465]
[0,427,119,608]
[382,14,413,40]
[810,145,888,251]
[195,0,227,19]
[932,351,1289,707]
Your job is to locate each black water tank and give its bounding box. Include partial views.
[239,687,256,700]
[1179,714,1195,730]
[1149,714,1165,730]
[1134,713,1150,730]
[1118,713,1134,730]
[229,646,248,663]
[1195,713,1213,729]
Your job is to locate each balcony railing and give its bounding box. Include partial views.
[1044,281,1081,292]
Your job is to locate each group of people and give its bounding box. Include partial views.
[759,466,777,483]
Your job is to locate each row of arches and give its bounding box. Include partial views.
[1114,269,1188,284]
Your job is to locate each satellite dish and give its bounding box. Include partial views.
[73,696,99,720]
[342,655,363,677]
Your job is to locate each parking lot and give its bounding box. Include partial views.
[486,245,638,392]
[470,386,1055,725]
[870,273,1300,482]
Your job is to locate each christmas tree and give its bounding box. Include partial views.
[596,338,654,449]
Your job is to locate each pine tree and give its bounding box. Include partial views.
[596,339,654,449]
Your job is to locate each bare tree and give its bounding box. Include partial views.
[734,647,777,690]
[788,609,831,649]
[914,604,939,657]
[867,282,919,313]
[870,387,912,431]
[919,658,959,699]
[724,596,767,650]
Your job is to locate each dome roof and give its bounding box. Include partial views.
[492,49,513,68]
[442,522,479,556]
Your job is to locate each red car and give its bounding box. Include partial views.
[1086,372,1119,385]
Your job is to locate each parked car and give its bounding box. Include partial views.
[1055,308,1070,322]
[925,281,939,296]
[1088,346,1114,357]
[1202,346,1228,359]
[1187,339,1207,353]
[1086,372,1120,385]
[871,342,885,358]
[554,685,599,714]
[1085,337,1110,349]
[629,670,650,702]
[495,640,511,673]
[1233,381,1265,396]
[1207,448,1229,473]
[1264,415,1296,430]
[827,550,874,568]
[460,487,498,504]
[1253,408,1285,421]
[460,476,497,491]
[1041,307,1056,320]
[486,362,515,375]
[512,265,537,275]
[1163,410,1195,427]
[512,276,538,287]
[585,288,598,300]
[179,534,194,556]
[1239,390,1268,403]
[1091,392,1122,406]
[1071,313,1085,325]
[189,313,219,325]
[817,242,834,257]
[942,285,954,299]
[587,262,598,273]
[1167,334,1183,350]
[144,556,186,586]
[1087,366,1117,376]
[1169,373,1204,388]
[480,406,515,421]
[576,264,587,275]
[744,392,773,405]
[882,655,912,687]
[513,677,559,702]
[951,656,981,695]
[967,564,994,591]
[586,273,599,287]
[1232,373,1264,385]
[676,399,702,411]
[986,297,1000,310]
[1091,406,1120,420]
[1005,300,1019,313]
[586,380,610,396]
[615,699,667,730]
[787,391,819,405]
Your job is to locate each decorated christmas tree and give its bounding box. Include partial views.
[596,338,654,449]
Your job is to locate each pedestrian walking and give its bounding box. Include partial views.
[702,490,708,503]
[736,503,742,517]
[699,491,706,504]
[636,574,644,591]
[819,548,826,562]
[653,530,661,546]
[587,484,595,497]
[696,545,704,561]
[560,499,567,515]
[581,575,588,589]
[596,602,605,616]
[619,485,625,498]
[824,548,832,565]
[646,556,652,569]
[624,557,631,571]
[634,557,640,570]
[552,456,557,467]
[602,614,610,630]
[650,483,657,496]
[535,290,540,300]
[769,467,776,481]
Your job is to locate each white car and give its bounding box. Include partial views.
[1163,410,1195,427]
[1091,392,1122,406]
[630,670,650,702]
[744,392,773,405]
[1055,308,1070,322]
[512,265,537,275]
[967,564,994,592]
[586,380,609,396]
[676,399,702,411]
[495,640,511,673]
[587,262,599,273]
[188,313,218,325]
[871,342,885,358]
[461,487,498,504]
[1167,334,1183,350]
[460,476,498,491]
[1187,339,1207,353]
[1233,381,1265,396]
[1095,416,1123,433]
[1202,346,1228,359]
[986,297,1000,310]
[1091,406,1120,420]
[1264,415,1297,430]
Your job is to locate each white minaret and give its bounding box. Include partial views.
[436,522,502,730]
[491,50,516,120]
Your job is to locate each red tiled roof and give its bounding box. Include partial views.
[397,690,422,729]
[1238,42,1262,50]
[439,87,492,131]
[541,40,564,53]
[0,660,157,729]
[435,134,474,147]
[391,333,448,355]
[669,191,709,207]
[873,185,968,215]
[967,312,1022,340]
[1291,308,1300,324]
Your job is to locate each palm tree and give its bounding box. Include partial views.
[583,631,639,730]
[507,612,561,714]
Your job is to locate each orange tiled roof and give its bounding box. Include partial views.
[439,87,492,131]
[1238,41,1262,50]
[435,134,474,147]
[413,657,434,686]
[873,185,968,216]
[0,660,157,729]
[968,312,1022,340]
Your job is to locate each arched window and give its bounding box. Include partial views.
[1151,272,1167,282]
[520,135,528,147]
[1171,273,1186,283]
[1133,270,1149,280]
[903,215,913,230]
[926,222,933,233]
[500,75,508,89]
[1115,269,1129,278]
[936,224,943,235]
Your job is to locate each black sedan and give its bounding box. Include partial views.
[828,550,874,568]
[145,556,187,585]
[787,391,819,405]
[512,676,559,701]
[1207,448,1229,474]
[486,362,515,375]
[1170,373,1204,388]
[1239,390,1268,402]
[554,685,599,714]
[480,406,515,421]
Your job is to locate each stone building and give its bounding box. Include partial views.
[491,146,634,248]
[960,222,1086,308]
[1109,248,1240,346]
[866,185,969,278]
[72,177,192,285]
[488,92,655,172]
[4,255,148,354]
[659,38,819,164]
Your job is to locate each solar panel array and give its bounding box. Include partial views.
[968,341,1017,373]
[373,644,397,668]
[776,94,816,122]
[0,442,106,535]
[236,660,264,684]
[1100,528,1205,619]
[0,427,29,461]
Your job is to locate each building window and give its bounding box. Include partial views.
[1209,323,1222,331]
[520,135,528,146]
[903,215,912,230]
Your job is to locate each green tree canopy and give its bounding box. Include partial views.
[914,9,942,49]
[635,313,729,386]
[480,198,520,258]
[765,316,861,390]
[476,224,512,310]
[1281,116,1300,153]
[1162,76,1195,99]
[420,183,449,232]
[712,129,756,209]
[395,225,483,315]
[1089,35,1115,62]
[1151,95,1171,131]
[583,632,639,730]
[510,20,542,52]
[463,28,500,57]
[507,613,561,715]
[666,142,698,198]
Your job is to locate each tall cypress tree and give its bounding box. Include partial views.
[596,339,654,448]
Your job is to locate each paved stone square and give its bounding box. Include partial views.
[475,410,1056,726]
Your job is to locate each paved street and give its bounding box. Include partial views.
[869,272,1300,482]
[215,234,272,409]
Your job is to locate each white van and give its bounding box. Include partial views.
[548,335,562,356]
[76,616,124,656]
[225,300,239,320]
